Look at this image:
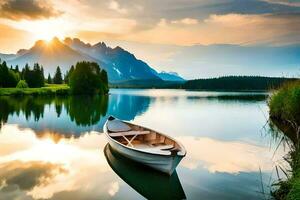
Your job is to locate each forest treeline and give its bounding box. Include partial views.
[0,60,108,94]
[182,76,298,91]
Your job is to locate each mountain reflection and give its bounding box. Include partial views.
[108,93,151,120]
[0,93,152,141]
[104,144,186,200]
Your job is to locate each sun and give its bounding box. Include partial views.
[13,19,69,42]
[34,29,63,42]
[30,20,67,42]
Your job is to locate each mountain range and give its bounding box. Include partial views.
[105,41,300,79]
[0,37,185,83]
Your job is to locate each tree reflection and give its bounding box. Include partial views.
[0,96,48,124]
[0,93,152,141]
[0,95,108,130]
[67,95,108,126]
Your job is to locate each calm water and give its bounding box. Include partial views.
[0,89,288,200]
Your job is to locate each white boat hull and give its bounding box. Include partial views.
[107,136,184,174]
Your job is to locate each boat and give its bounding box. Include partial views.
[103,116,186,175]
[104,144,186,200]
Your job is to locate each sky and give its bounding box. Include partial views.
[0,0,300,78]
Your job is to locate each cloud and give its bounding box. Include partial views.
[171,18,198,25]
[178,136,285,173]
[262,0,300,7]
[0,0,300,52]
[108,0,127,14]
[0,161,66,191]
[0,0,62,20]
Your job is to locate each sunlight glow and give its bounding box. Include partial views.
[11,19,72,41]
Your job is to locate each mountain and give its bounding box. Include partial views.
[157,71,185,82]
[0,37,162,83]
[104,41,300,79]
[0,53,15,61]
[64,38,160,82]
[1,37,95,75]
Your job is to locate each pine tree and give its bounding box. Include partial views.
[0,61,19,87]
[22,63,44,88]
[53,66,63,84]
[0,61,9,87]
[15,65,19,73]
[47,73,52,84]
[64,65,74,84]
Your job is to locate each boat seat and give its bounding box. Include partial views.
[135,144,174,151]
[140,148,172,156]
[133,144,172,155]
[109,130,150,137]
[107,119,132,132]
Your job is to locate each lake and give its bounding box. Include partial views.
[0,89,289,200]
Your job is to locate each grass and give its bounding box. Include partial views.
[269,80,300,200]
[0,84,70,96]
[272,149,300,200]
[269,81,300,130]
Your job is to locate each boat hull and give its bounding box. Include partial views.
[104,144,186,200]
[106,134,184,175]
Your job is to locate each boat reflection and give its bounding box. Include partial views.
[104,144,186,200]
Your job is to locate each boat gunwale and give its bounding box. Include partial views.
[104,117,187,157]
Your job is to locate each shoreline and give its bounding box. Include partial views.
[269,81,300,200]
[0,85,70,96]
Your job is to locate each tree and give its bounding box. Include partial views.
[7,70,19,87]
[0,61,19,87]
[47,73,52,84]
[53,66,63,84]
[15,65,19,73]
[22,63,44,88]
[100,70,109,93]
[69,61,108,94]
[16,80,28,88]
[0,61,9,87]
[64,65,74,84]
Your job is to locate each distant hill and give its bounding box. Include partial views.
[183,76,298,91]
[0,53,15,61]
[0,37,162,83]
[157,71,185,82]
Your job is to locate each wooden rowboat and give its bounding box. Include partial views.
[103,116,186,175]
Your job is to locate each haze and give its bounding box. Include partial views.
[0,0,300,79]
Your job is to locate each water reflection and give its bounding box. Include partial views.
[0,161,66,191]
[108,93,151,121]
[0,93,152,141]
[0,89,288,200]
[104,144,186,200]
[0,95,108,126]
[0,125,124,200]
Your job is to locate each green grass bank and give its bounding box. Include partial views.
[269,81,300,200]
[0,84,70,96]
[269,81,300,128]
